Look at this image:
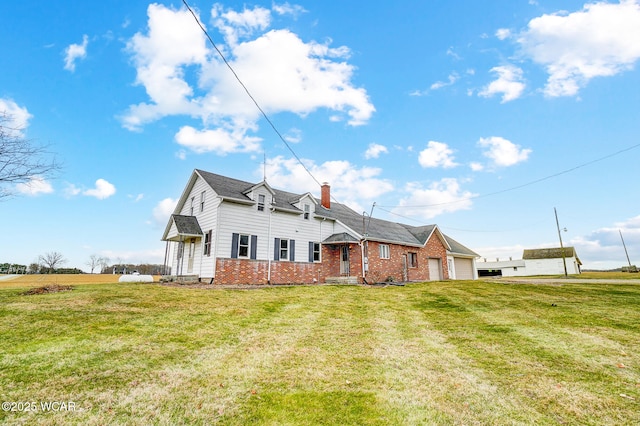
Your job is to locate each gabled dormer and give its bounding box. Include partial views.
[243,181,276,213]
[293,193,318,220]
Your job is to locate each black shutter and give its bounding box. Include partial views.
[274,238,280,260]
[250,235,258,260]
[231,233,239,258]
[289,240,295,261]
[308,241,314,263]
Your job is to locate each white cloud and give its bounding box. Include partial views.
[212,4,272,47]
[479,65,526,103]
[263,156,393,212]
[517,0,640,97]
[364,143,389,159]
[477,136,531,168]
[470,162,484,172]
[128,193,144,202]
[152,197,178,226]
[571,214,640,268]
[16,176,54,196]
[496,28,512,40]
[83,179,116,199]
[0,98,32,137]
[122,3,374,154]
[446,47,461,60]
[174,125,261,155]
[418,141,458,169]
[64,34,89,72]
[393,179,477,220]
[284,128,302,144]
[272,2,307,18]
[430,73,459,90]
[64,183,82,197]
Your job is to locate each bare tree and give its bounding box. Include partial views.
[0,112,60,198]
[39,251,66,273]
[86,254,101,274]
[99,256,110,274]
[86,254,110,273]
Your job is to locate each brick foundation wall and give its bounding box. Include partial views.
[214,258,325,285]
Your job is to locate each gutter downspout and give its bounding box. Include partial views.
[212,199,222,281]
[267,207,274,284]
[318,217,327,282]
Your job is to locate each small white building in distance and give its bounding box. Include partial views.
[477,247,582,277]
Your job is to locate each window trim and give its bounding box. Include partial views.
[200,191,206,212]
[409,252,418,268]
[279,238,289,260]
[204,230,212,256]
[258,194,265,212]
[379,244,390,259]
[238,234,251,258]
[303,204,310,220]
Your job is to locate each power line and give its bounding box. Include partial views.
[181,0,324,191]
[379,141,640,209]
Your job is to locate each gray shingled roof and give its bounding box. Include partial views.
[196,169,478,257]
[197,169,303,212]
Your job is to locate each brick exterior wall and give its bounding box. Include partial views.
[364,233,449,283]
[212,232,449,285]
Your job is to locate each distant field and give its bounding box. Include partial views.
[0,280,638,425]
[576,271,640,280]
[0,274,155,288]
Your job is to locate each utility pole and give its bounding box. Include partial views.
[620,229,632,268]
[554,207,568,277]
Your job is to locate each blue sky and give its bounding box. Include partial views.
[1,0,639,271]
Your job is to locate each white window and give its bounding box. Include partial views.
[303,204,310,220]
[190,197,195,216]
[200,191,206,212]
[280,239,289,260]
[239,234,250,258]
[258,194,265,211]
[379,244,390,259]
[312,242,320,262]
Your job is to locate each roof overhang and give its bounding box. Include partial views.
[162,215,204,242]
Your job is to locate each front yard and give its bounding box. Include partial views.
[0,279,638,424]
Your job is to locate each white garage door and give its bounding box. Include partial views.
[428,258,442,281]
[454,257,474,280]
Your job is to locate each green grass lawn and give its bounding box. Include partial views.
[1,281,638,425]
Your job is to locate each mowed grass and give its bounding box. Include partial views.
[0,280,638,425]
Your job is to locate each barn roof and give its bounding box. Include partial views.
[523,247,580,262]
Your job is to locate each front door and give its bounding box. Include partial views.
[340,245,350,275]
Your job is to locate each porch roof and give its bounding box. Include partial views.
[323,232,359,244]
[162,215,203,241]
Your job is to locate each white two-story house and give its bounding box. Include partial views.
[161,169,479,284]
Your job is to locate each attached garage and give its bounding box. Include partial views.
[453,257,475,280]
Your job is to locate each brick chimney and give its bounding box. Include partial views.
[321,182,330,209]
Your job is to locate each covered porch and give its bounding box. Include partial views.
[322,232,362,284]
[161,214,204,278]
